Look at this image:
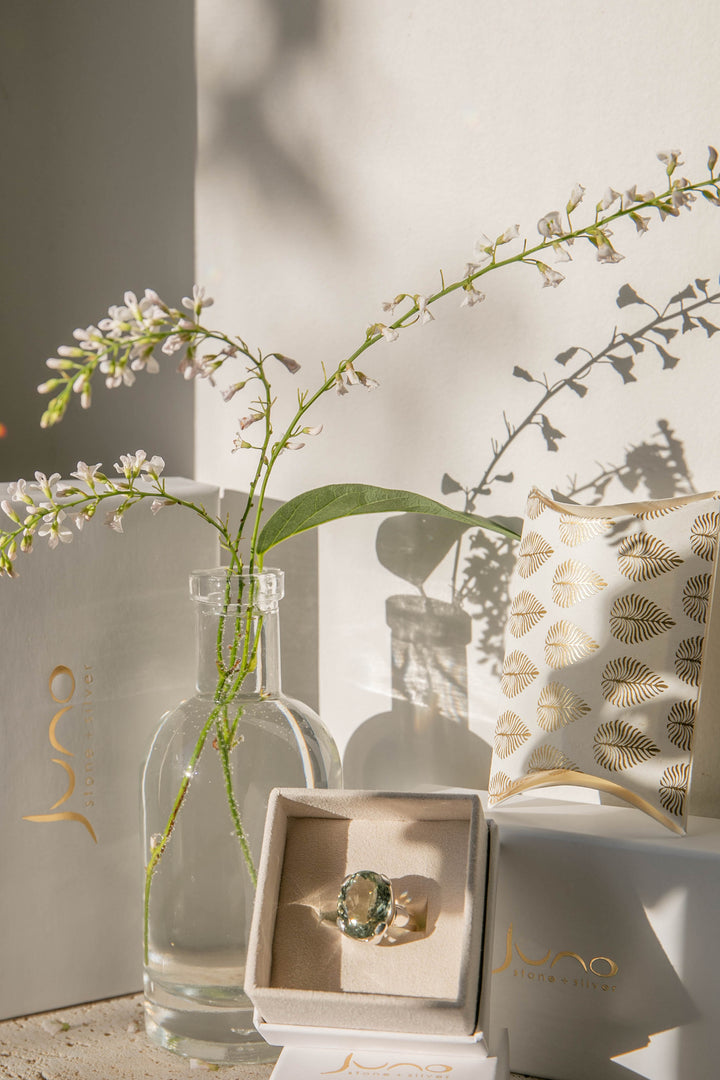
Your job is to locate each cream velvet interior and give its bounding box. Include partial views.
[246,789,487,1036]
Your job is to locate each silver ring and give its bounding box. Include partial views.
[335,870,421,943]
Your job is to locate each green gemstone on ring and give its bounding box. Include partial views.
[337,870,393,941]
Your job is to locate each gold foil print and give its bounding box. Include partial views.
[516,531,554,578]
[593,718,661,772]
[537,682,591,731]
[659,762,690,818]
[544,620,599,669]
[609,593,675,644]
[666,700,696,752]
[690,511,720,561]
[49,758,76,809]
[527,743,579,773]
[675,636,704,687]
[508,590,547,637]
[500,651,539,697]
[601,656,668,706]
[683,573,712,624]
[22,811,98,843]
[551,559,607,607]
[558,514,614,547]
[617,532,683,581]
[494,711,531,758]
[526,490,549,520]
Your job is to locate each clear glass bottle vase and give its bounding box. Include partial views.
[142,568,341,1064]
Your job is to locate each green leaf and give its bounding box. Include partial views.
[257,483,520,554]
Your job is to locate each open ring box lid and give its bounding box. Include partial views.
[245,788,509,1079]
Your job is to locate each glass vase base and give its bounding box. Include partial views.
[144,996,279,1065]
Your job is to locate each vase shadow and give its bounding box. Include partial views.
[343,594,492,791]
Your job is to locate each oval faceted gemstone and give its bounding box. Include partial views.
[337,870,393,941]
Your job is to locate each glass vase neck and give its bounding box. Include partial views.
[190,569,284,698]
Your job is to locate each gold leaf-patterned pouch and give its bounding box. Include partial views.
[488,487,720,833]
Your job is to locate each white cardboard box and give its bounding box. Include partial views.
[0,478,220,1019]
[245,788,509,1079]
[485,796,720,1080]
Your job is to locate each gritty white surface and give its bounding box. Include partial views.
[0,994,536,1079]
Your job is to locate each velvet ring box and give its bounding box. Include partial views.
[244,788,509,1079]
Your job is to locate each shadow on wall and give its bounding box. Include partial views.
[342,276,719,791]
[199,0,341,234]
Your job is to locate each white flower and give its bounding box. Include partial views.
[301,424,324,436]
[105,510,124,533]
[461,285,486,307]
[274,353,301,374]
[380,325,399,343]
[29,472,62,500]
[71,461,103,486]
[358,372,379,390]
[181,285,214,317]
[221,381,247,403]
[141,455,165,478]
[335,373,349,396]
[114,451,147,479]
[537,211,563,238]
[630,212,651,234]
[498,225,520,244]
[595,239,624,263]
[7,479,32,504]
[151,498,173,515]
[622,185,638,209]
[161,334,185,356]
[1,500,20,523]
[658,149,683,174]
[415,296,434,324]
[471,234,494,266]
[597,187,621,211]
[566,183,586,213]
[552,242,573,262]
[536,263,565,288]
[238,413,262,431]
[38,510,73,549]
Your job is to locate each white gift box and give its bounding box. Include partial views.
[245,788,509,1079]
[0,478,220,1020]
[485,796,720,1080]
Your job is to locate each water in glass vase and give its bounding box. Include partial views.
[142,568,341,1064]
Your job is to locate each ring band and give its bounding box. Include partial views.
[335,870,423,943]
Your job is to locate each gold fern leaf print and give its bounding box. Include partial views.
[537,683,591,731]
[690,511,720,562]
[526,490,548,520]
[634,503,686,519]
[516,531,554,578]
[494,712,531,759]
[659,762,690,818]
[558,514,614,547]
[593,719,661,772]
[551,560,608,607]
[675,636,704,687]
[527,744,580,773]
[617,533,683,581]
[488,770,515,802]
[508,591,547,637]
[609,593,675,644]
[683,574,712,624]
[601,657,668,706]
[667,700,696,752]
[500,651,539,697]
[544,621,599,669]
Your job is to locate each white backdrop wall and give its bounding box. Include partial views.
[195,0,720,814]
